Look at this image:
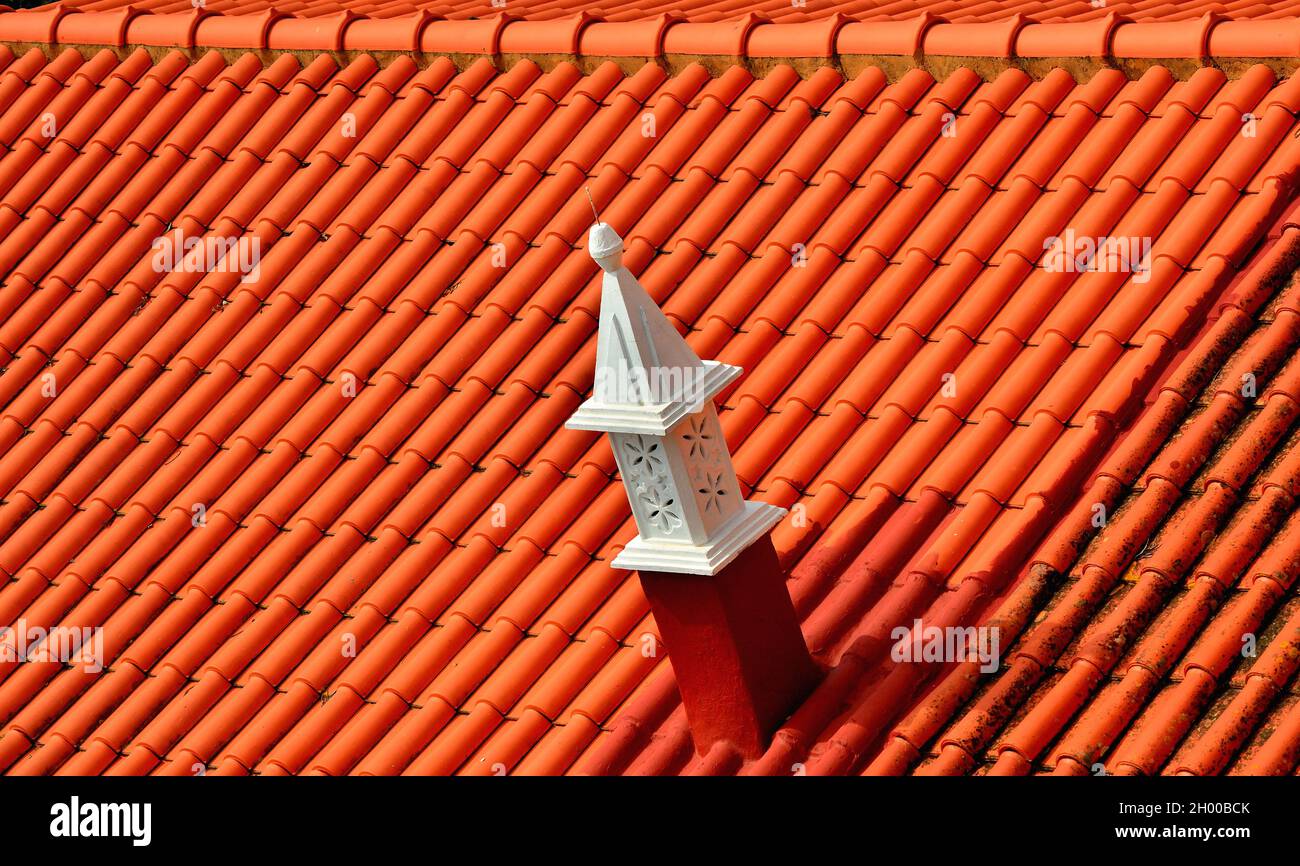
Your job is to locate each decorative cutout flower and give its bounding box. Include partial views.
[681,415,714,460]
[623,435,666,478]
[697,472,727,513]
[639,486,682,531]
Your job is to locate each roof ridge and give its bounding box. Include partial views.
[3,8,1300,69]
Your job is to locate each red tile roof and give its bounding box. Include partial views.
[875,216,1300,776]
[1,4,1300,776]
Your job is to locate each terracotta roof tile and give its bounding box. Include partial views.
[2,0,1300,776]
[879,218,1300,776]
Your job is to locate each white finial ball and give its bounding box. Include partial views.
[588,222,624,272]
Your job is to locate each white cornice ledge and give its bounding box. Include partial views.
[611,501,787,576]
[566,359,740,436]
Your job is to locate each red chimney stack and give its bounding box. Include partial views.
[638,537,820,758]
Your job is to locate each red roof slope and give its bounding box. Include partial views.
[37,0,1300,23]
[873,218,1300,776]
[0,27,1297,775]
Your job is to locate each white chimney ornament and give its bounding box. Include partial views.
[567,222,786,576]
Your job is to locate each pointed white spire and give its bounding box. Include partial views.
[568,223,741,436]
[566,222,786,576]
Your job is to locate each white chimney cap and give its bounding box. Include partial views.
[588,222,624,271]
[566,222,740,436]
[566,220,785,575]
